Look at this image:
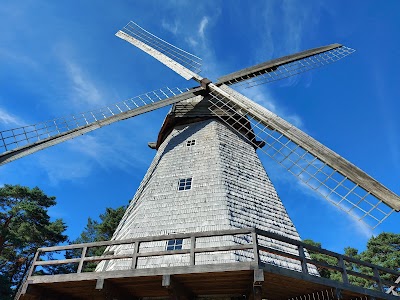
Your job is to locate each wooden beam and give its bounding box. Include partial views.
[95,278,133,300]
[162,274,195,300]
[248,270,264,300]
[23,285,81,300]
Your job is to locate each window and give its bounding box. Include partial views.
[186,140,196,147]
[166,239,183,250]
[178,178,192,191]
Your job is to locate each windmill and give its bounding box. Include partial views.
[6,21,400,300]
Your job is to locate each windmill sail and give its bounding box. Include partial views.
[116,21,202,81]
[2,20,398,228]
[113,21,398,228]
[217,44,355,88]
[207,84,399,228]
[0,87,202,165]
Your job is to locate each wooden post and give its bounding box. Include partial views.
[190,236,196,266]
[27,250,40,278]
[252,269,264,300]
[298,245,308,274]
[162,274,194,300]
[252,231,261,268]
[77,246,87,273]
[373,267,384,292]
[131,241,139,269]
[338,256,349,285]
[335,288,343,299]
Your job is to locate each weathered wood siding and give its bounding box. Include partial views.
[97,97,311,273]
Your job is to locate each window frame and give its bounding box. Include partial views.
[178,177,192,191]
[186,139,196,147]
[166,238,183,251]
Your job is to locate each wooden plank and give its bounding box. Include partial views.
[190,236,196,266]
[37,227,253,252]
[28,262,254,284]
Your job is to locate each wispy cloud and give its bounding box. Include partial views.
[67,134,136,171]
[37,153,93,186]
[239,86,304,129]
[0,107,24,126]
[0,48,38,69]
[294,180,373,238]
[64,61,103,108]
[162,19,179,35]
[257,1,321,87]
[198,16,209,40]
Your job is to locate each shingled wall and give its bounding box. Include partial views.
[97,114,310,273]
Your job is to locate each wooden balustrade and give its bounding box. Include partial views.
[26,227,399,296]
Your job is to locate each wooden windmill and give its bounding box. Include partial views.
[4,21,399,300]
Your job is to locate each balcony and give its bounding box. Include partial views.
[18,228,399,300]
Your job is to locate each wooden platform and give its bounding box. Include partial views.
[17,228,399,300]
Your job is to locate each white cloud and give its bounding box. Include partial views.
[64,61,103,107]
[240,86,304,129]
[198,16,209,39]
[186,37,198,48]
[0,107,24,126]
[37,153,93,186]
[162,19,179,35]
[66,130,151,172]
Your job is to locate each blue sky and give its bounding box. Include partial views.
[0,1,399,254]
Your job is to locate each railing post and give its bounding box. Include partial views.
[131,241,139,269]
[298,245,308,274]
[338,256,349,285]
[77,246,88,273]
[190,236,196,266]
[27,250,40,278]
[373,267,384,292]
[252,230,261,268]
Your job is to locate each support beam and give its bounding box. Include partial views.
[95,278,133,299]
[162,274,195,300]
[335,288,343,300]
[248,270,264,300]
[24,284,80,300]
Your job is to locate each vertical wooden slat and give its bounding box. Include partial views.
[77,246,88,273]
[131,242,139,269]
[338,256,349,285]
[298,245,308,274]
[190,236,196,266]
[374,267,384,292]
[27,250,40,278]
[252,231,261,268]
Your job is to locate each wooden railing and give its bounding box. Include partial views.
[26,228,400,296]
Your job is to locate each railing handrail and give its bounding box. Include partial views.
[27,227,400,295]
[37,227,254,252]
[255,228,400,276]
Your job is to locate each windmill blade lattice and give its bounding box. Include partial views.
[207,84,398,228]
[116,21,202,81]
[0,87,200,166]
[218,44,355,88]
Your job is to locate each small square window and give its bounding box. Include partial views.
[166,239,183,250]
[186,140,196,147]
[178,178,192,191]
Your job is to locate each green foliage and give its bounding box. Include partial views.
[303,239,341,280]
[359,233,400,290]
[69,206,126,272]
[304,233,400,292]
[0,184,67,299]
